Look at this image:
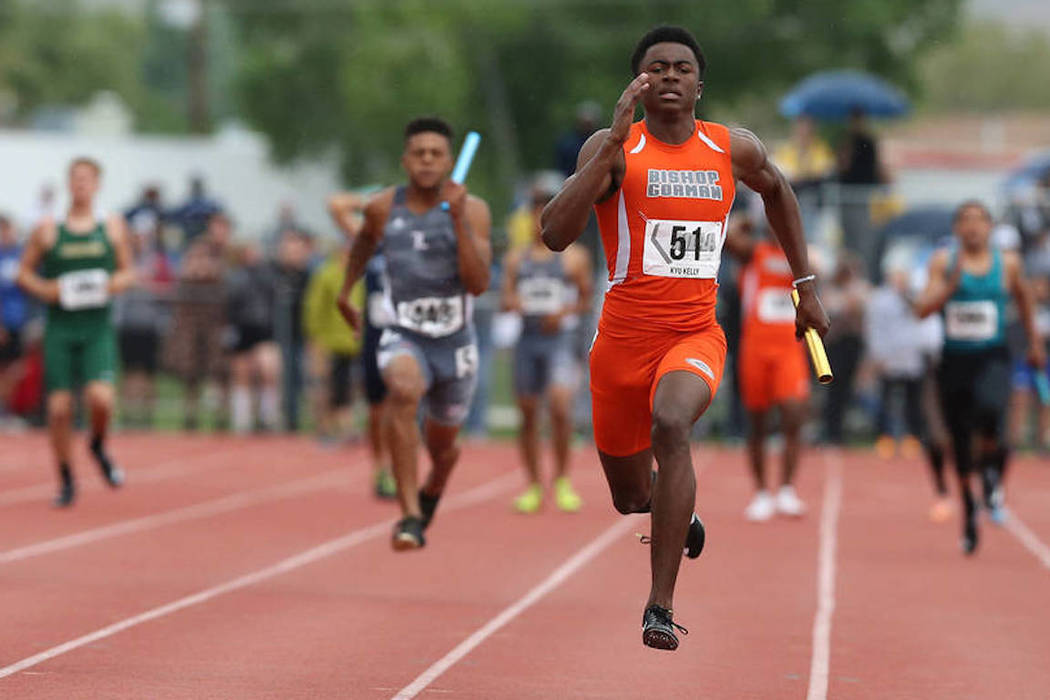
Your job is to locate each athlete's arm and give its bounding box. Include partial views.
[731,127,829,339]
[912,250,959,319]
[722,213,756,263]
[327,191,366,239]
[1005,251,1047,368]
[443,185,492,296]
[500,248,523,313]
[541,73,650,251]
[105,214,136,296]
[336,190,391,331]
[15,220,59,304]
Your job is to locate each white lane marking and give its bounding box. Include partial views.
[0,445,247,507]
[806,450,843,700]
[1005,513,1050,570]
[391,516,637,700]
[0,472,518,681]
[0,470,349,565]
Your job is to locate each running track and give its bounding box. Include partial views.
[1,432,1049,698]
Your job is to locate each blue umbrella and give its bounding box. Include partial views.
[779,70,911,121]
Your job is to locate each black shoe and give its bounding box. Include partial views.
[981,467,999,511]
[53,479,76,508]
[961,498,979,556]
[392,516,425,551]
[642,605,688,651]
[90,439,124,489]
[637,513,706,559]
[419,489,441,530]
[684,513,706,559]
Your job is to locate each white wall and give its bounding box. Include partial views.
[0,126,345,240]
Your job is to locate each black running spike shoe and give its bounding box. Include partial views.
[53,478,76,508]
[961,496,979,556]
[90,439,124,488]
[642,605,688,651]
[684,513,706,559]
[419,489,441,530]
[637,512,706,559]
[392,516,426,551]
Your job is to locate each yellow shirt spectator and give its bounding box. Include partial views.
[303,253,365,357]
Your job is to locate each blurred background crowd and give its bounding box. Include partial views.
[1,0,1049,452]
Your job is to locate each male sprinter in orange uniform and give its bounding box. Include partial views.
[542,25,829,650]
[726,216,810,521]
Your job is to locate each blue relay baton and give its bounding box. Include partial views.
[1035,369,1050,407]
[441,131,481,211]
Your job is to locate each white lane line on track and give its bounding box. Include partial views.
[806,450,844,700]
[0,470,349,565]
[0,445,248,507]
[1005,513,1050,570]
[391,515,637,700]
[0,471,519,681]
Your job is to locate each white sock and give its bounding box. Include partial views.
[231,387,253,433]
[259,387,280,431]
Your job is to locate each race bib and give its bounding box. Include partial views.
[756,287,796,324]
[642,219,724,279]
[396,295,464,337]
[518,277,565,316]
[367,291,395,329]
[945,300,997,341]
[58,268,109,311]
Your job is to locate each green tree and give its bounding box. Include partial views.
[919,19,1050,112]
[0,0,147,124]
[228,0,965,213]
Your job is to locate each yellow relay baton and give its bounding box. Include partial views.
[791,288,833,385]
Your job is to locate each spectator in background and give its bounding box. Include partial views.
[226,241,281,433]
[113,227,168,429]
[125,186,167,252]
[820,252,870,444]
[164,213,230,431]
[273,229,313,432]
[838,108,890,278]
[505,172,566,251]
[168,175,222,249]
[0,215,30,425]
[775,116,835,189]
[838,108,889,186]
[303,237,364,443]
[865,251,938,459]
[1008,269,1050,451]
[554,101,601,178]
[1010,171,1050,256]
[774,116,834,240]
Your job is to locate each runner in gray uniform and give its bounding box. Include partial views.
[336,117,492,550]
[502,183,592,514]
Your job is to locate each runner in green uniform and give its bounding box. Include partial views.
[17,158,135,507]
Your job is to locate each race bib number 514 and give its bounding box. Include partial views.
[642,219,724,279]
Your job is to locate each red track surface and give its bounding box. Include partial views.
[1,432,1048,698]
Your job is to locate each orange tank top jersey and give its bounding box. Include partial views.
[740,240,797,345]
[594,120,735,333]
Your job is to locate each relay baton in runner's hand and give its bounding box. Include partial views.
[791,288,833,385]
[441,131,482,211]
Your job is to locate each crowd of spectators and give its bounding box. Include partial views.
[0,114,1047,454]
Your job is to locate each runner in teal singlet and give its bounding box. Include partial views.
[915,201,1046,554]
